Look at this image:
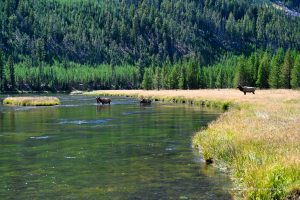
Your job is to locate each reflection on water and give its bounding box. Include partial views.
[0,95,232,199]
[58,119,111,125]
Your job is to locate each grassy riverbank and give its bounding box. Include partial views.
[85,89,300,199]
[3,96,60,106]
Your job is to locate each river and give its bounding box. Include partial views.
[0,95,232,199]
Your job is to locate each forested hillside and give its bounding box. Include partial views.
[280,0,300,10]
[1,0,300,91]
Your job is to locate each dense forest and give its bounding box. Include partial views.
[281,0,300,10]
[1,0,300,91]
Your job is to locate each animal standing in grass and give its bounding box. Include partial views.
[237,85,256,95]
[96,97,111,104]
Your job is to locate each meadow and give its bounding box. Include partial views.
[85,89,300,199]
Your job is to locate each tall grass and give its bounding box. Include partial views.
[3,96,60,106]
[192,103,300,199]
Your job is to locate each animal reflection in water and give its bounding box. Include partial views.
[96,97,111,104]
[96,105,111,112]
[140,98,152,104]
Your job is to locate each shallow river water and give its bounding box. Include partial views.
[0,95,232,199]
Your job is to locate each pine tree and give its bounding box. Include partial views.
[36,38,46,90]
[291,56,300,89]
[185,60,199,89]
[8,55,15,90]
[197,66,205,89]
[280,50,293,89]
[256,52,270,88]
[141,68,152,90]
[226,12,236,38]
[215,68,224,88]
[178,68,186,89]
[0,51,4,92]
[269,48,284,88]
[169,66,179,89]
[153,67,161,90]
[233,57,248,87]
[247,53,259,86]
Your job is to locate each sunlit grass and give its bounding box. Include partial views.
[85,89,300,199]
[3,96,60,106]
[192,103,300,199]
[84,90,236,110]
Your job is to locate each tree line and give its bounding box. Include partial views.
[0,53,141,91]
[141,48,300,90]
[1,48,300,92]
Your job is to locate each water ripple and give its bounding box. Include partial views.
[64,156,76,159]
[58,119,111,125]
[30,136,50,140]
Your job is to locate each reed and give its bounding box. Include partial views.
[3,96,60,106]
[85,89,300,199]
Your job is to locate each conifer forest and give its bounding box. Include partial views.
[1,0,300,91]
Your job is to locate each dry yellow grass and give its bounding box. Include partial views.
[85,89,300,199]
[85,89,300,105]
[3,96,60,106]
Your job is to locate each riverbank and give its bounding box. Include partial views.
[84,89,300,199]
[3,96,60,106]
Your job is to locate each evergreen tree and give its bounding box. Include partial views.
[280,50,293,89]
[169,66,179,89]
[256,52,270,88]
[142,68,152,90]
[226,12,236,38]
[215,68,224,88]
[197,66,205,89]
[0,51,4,92]
[269,48,284,88]
[178,65,187,89]
[234,57,248,87]
[291,56,300,89]
[153,67,161,90]
[247,53,259,86]
[36,39,46,89]
[185,60,199,89]
[8,55,15,90]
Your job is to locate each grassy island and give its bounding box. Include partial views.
[3,96,60,106]
[85,89,300,199]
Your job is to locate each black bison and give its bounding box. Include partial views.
[140,98,152,104]
[96,97,111,104]
[237,85,256,95]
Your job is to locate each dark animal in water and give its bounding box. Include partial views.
[140,99,152,104]
[237,85,256,95]
[205,157,213,165]
[96,97,111,104]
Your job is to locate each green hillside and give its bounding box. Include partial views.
[1,0,300,91]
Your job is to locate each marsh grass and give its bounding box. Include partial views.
[85,89,300,199]
[3,96,60,106]
[84,90,236,110]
